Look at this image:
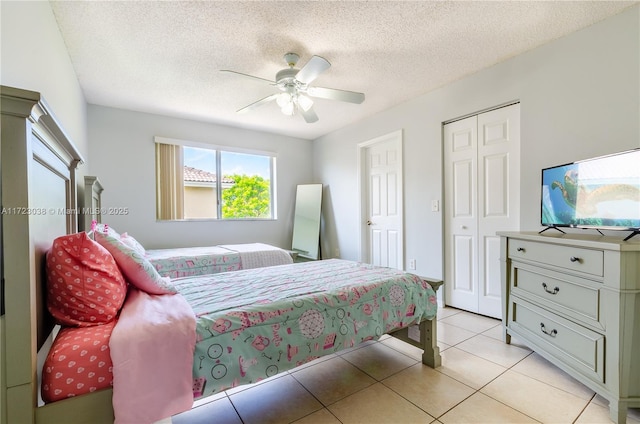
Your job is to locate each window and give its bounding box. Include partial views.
[155,139,275,220]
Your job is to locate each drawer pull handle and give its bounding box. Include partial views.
[542,283,560,295]
[540,323,558,337]
[516,247,525,252]
[570,256,581,263]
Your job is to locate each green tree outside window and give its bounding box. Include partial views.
[222,174,271,218]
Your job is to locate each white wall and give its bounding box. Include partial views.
[87,105,313,249]
[313,6,640,281]
[0,1,87,156]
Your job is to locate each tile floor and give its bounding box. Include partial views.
[168,307,640,424]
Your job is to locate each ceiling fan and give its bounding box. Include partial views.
[221,52,365,123]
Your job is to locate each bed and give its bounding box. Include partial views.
[0,85,442,424]
[91,224,294,278]
[81,184,293,278]
[42,251,441,422]
[180,259,438,397]
[145,242,293,277]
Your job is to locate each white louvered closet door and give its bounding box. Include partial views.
[444,103,520,318]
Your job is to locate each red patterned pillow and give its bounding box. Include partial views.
[41,322,115,403]
[46,232,127,326]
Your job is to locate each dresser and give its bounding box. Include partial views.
[498,232,640,424]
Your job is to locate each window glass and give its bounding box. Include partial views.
[156,142,275,220]
[221,151,272,219]
[183,146,218,219]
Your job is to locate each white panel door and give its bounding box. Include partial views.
[444,116,479,312]
[477,105,520,317]
[364,133,403,269]
[444,103,520,318]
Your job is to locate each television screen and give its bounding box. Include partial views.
[541,149,640,230]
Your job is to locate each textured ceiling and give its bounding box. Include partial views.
[49,1,636,140]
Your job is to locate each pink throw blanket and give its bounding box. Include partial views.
[110,288,196,424]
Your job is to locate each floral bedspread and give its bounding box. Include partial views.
[146,246,241,278]
[172,259,438,399]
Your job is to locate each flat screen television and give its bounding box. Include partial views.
[541,148,640,240]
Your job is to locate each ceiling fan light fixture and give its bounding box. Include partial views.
[276,92,292,108]
[281,101,295,116]
[297,94,313,112]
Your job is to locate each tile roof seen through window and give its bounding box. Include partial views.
[184,166,234,183]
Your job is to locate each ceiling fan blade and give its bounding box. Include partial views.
[300,106,319,123]
[295,56,331,84]
[220,70,274,84]
[307,86,365,104]
[237,94,278,113]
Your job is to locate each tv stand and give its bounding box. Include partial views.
[538,226,565,235]
[624,229,640,241]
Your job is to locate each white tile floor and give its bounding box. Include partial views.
[169,307,640,424]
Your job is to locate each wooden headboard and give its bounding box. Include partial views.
[0,86,100,423]
[82,175,104,230]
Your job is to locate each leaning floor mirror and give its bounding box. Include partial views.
[291,184,323,260]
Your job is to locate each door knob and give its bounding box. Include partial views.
[367,220,373,226]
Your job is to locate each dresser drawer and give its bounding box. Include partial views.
[509,298,604,383]
[512,266,601,326]
[508,239,603,276]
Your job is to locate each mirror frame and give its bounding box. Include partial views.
[291,184,323,260]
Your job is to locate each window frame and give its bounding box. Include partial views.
[154,136,277,221]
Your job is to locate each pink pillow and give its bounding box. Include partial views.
[94,232,176,295]
[120,232,145,255]
[46,232,127,327]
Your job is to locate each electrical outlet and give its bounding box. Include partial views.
[409,259,416,270]
[431,200,439,212]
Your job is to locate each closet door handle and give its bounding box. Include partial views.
[542,283,560,295]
